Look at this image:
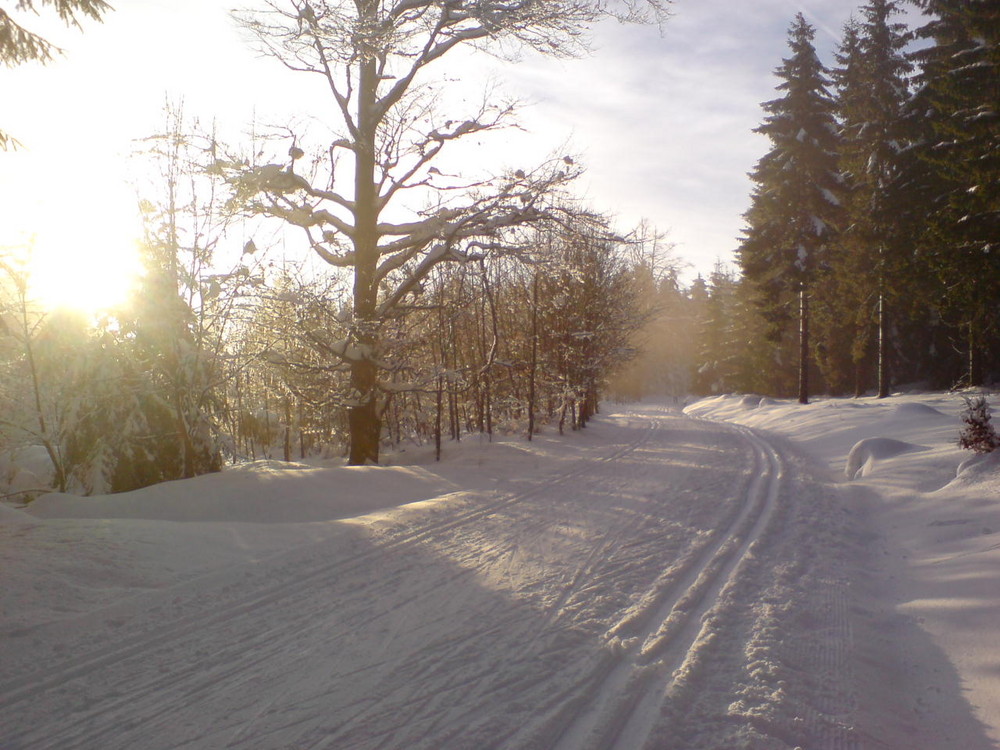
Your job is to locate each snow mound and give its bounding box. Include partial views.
[949,451,1000,489]
[26,460,458,523]
[0,445,54,500]
[892,402,949,419]
[739,395,762,409]
[0,502,42,527]
[846,438,928,480]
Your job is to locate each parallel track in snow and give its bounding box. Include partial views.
[533,422,785,750]
[0,418,661,750]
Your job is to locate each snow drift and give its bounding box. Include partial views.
[27,460,458,523]
[845,436,928,479]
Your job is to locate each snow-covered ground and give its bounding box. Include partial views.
[0,394,997,748]
[687,391,1000,749]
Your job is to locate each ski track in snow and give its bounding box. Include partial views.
[0,406,864,749]
[535,423,789,750]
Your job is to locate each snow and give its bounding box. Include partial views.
[820,187,841,206]
[0,502,40,528]
[0,444,56,500]
[1,394,998,748]
[845,436,927,480]
[26,460,459,523]
[687,391,1000,748]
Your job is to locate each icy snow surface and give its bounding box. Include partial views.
[1,396,998,749]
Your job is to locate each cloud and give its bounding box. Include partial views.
[483,0,925,280]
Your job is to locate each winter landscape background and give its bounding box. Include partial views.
[2,0,998,747]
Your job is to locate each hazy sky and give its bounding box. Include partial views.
[2,0,925,291]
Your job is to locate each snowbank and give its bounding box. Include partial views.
[3,396,998,747]
[0,502,41,527]
[687,390,1000,743]
[27,460,458,523]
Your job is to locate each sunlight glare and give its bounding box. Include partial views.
[15,177,142,316]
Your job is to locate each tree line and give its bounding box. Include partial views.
[2,0,676,495]
[723,0,998,403]
[610,0,997,407]
[3,0,994,497]
[0,112,660,497]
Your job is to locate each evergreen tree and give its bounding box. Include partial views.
[833,1,912,397]
[958,394,999,454]
[811,18,864,399]
[739,13,842,404]
[910,0,1000,386]
[694,266,738,395]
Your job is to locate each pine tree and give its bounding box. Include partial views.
[739,13,842,404]
[833,1,913,397]
[910,0,1000,386]
[958,394,999,454]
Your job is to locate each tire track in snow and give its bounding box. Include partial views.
[0,418,660,750]
[534,422,784,750]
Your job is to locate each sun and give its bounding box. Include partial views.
[26,222,141,315]
[14,180,143,316]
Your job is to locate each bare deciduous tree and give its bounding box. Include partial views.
[227,0,668,463]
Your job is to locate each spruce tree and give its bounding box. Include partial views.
[834,0,912,397]
[958,394,999,454]
[815,18,870,396]
[739,13,842,404]
[911,0,1000,386]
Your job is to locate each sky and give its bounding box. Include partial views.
[1,0,927,302]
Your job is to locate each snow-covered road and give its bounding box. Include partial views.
[1,403,994,748]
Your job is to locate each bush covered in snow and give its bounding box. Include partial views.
[958,395,1000,454]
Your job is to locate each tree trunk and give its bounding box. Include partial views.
[877,291,889,399]
[299,402,307,460]
[485,380,493,439]
[19,298,66,492]
[348,52,382,465]
[174,398,197,478]
[798,288,809,405]
[435,375,443,462]
[527,270,538,441]
[283,398,292,462]
[968,317,983,387]
[348,360,380,464]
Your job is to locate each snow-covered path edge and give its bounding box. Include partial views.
[687,393,1000,749]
